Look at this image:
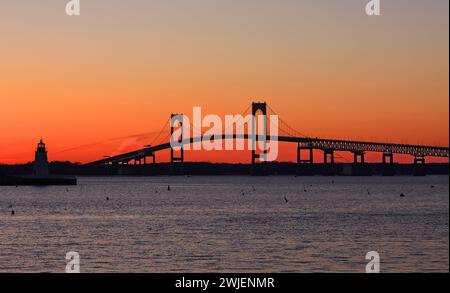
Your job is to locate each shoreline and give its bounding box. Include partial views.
[1,162,448,177]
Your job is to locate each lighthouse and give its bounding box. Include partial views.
[34,139,49,177]
[1,139,76,186]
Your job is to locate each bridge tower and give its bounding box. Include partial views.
[251,102,268,175]
[170,114,185,174]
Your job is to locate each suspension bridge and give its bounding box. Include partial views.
[85,102,449,175]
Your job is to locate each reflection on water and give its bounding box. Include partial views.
[0,176,448,272]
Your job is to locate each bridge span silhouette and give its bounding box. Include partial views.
[85,102,449,175]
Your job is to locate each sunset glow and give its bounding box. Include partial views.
[1,0,448,164]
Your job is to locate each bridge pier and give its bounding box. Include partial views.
[323,149,336,176]
[170,114,185,175]
[170,114,185,165]
[382,153,393,164]
[352,151,370,176]
[171,151,184,164]
[353,151,365,164]
[324,149,335,164]
[251,151,268,176]
[382,153,395,176]
[296,143,315,176]
[142,154,156,165]
[413,156,426,176]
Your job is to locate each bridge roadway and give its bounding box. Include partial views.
[85,135,450,166]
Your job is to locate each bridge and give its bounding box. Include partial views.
[85,102,449,175]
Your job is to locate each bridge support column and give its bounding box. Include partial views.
[297,144,314,164]
[382,153,395,176]
[353,151,365,164]
[323,149,336,176]
[170,114,185,175]
[352,151,370,176]
[143,153,156,164]
[143,154,156,165]
[414,156,425,165]
[413,156,426,176]
[324,149,335,164]
[251,102,268,176]
[382,153,393,164]
[296,143,315,176]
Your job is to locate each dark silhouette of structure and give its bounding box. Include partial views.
[84,102,449,176]
[0,140,77,185]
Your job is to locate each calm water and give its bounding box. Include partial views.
[0,176,448,273]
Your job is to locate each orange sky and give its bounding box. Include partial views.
[0,0,448,164]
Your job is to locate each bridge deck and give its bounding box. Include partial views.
[85,135,449,165]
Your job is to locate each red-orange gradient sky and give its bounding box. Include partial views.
[0,0,448,164]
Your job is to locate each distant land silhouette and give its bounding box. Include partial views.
[1,161,448,177]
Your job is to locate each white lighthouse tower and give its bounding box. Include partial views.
[34,139,49,177]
